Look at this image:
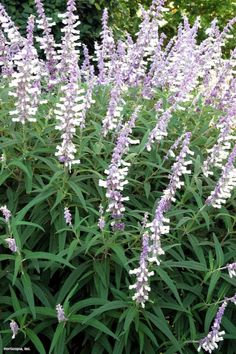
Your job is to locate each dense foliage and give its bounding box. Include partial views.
[0,0,236,353]
[1,0,236,53]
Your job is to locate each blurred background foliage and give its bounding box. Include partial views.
[1,0,236,54]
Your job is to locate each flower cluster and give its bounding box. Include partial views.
[198,293,236,353]
[54,0,85,170]
[129,232,154,308]
[56,0,81,82]
[80,66,96,129]
[95,8,115,85]
[98,204,105,231]
[56,304,67,322]
[99,107,140,230]
[147,132,193,264]
[0,29,13,76]
[130,132,193,305]
[227,263,236,278]
[8,15,42,124]
[221,262,236,278]
[203,105,236,177]
[10,320,19,339]
[34,0,58,85]
[0,3,23,45]
[64,207,72,226]
[0,205,11,222]
[146,105,173,151]
[5,238,17,253]
[198,301,227,353]
[206,144,236,208]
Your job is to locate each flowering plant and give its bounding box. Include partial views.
[0,1,235,353]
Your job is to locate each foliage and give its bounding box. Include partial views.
[0,82,235,353]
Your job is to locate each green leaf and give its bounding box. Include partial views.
[0,171,10,186]
[123,306,138,344]
[204,304,218,333]
[145,312,183,352]
[138,322,158,348]
[155,267,182,306]
[213,234,224,267]
[206,271,221,302]
[56,263,90,304]
[25,329,46,354]
[24,251,75,269]
[21,273,36,319]
[15,221,45,232]
[49,323,65,354]
[8,159,32,181]
[16,187,55,221]
[82,301,127,323]
[110,244,130,271]
[13,253,22,285]
[70,315,118,339]
[166,260,207,271]
[68,180,87,210]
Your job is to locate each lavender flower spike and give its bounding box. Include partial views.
[54,0,85,170]
[64,207,72,226]
[129,232,154,308]
[5,238,17,253]
[56,304,67,322]
[10,320,19,339]
[198,301,227,353]
[146,105,174,151]
[9,15,42,124]
[206,144,236,208]
[226,262,236,278]
[99,107,140,230]
[0,205,11,222]
[98,204,105,230]
[34,0,58,85]
[147,132,193,264]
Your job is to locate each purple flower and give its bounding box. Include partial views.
[81,44,91,81]
[102,67,125,136]
[229,293,236,305]
[10,320,19,339]
[56,304,67,322]
[198,301,227,353]
[64,207,72,226]
[5,238,17,253]
[0,4,24,46]
[98,205,105,230]
[206,144,236,208]
[54,1,85,170]
[129,232,154,308]
[0,30,14,77]
[34,0,58,86]
[141,212,149,229]
[198,291,236,353]
[227,263,236,278]
[99,107,140,230]
[95,8,115,84]
[203,104,236,177]
[147,132,193,264]
[80,65,96,129]
[0,205,11,222]
[8,15,42,124]
[146,105,174,151]
[56,0,81,83]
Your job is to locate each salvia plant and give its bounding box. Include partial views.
[0,0,235,353]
